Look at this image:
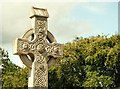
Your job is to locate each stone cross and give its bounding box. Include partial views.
[13,7,63,88]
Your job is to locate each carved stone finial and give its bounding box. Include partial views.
[30,7,49,18]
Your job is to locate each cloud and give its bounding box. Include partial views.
[1,2,94,44]
[1,2,32,43]
[1,0,119,3]
[2,2,112,44]
[51,18,93,43]
[1,0,88,3]
[80,3,107,15]
[2,2,90,44]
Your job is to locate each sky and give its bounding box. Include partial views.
[0,0,119,67]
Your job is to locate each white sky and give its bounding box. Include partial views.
[0,0,119,67]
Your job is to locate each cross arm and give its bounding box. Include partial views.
[45,43,63,58]
[13,38,30,55]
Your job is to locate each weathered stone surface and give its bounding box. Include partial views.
[13,7,63,88]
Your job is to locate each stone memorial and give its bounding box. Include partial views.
[13,7,63,89]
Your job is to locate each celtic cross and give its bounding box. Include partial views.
[13,7,63,88]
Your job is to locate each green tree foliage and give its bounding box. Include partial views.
[49,35,120,88]
[0,47,28,88]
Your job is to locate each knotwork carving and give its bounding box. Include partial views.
[36,18,47,31]
[13,7,63,88]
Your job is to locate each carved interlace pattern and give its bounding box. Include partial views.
[33,18,48,87]
[16,17,62,87]
[45,43,62,57]
[34,54,48,87]
[36,18,47,34]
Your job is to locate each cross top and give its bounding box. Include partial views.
[30,7,49,18]
[13,7,63,88]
